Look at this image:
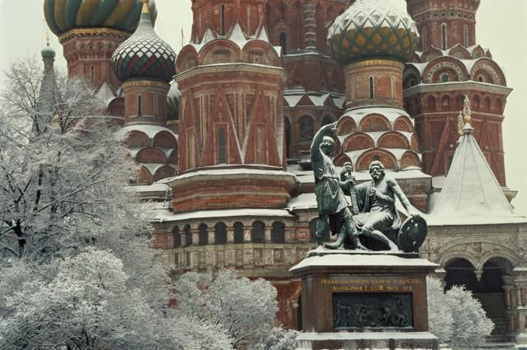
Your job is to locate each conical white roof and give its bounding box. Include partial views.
[429,124,525,225]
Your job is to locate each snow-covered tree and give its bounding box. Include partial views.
[253,327,299,350]
[0,58,232,350]
[175,268,291,348]
[427,277,494,349]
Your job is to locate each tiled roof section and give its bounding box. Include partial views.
[112,10,176,82]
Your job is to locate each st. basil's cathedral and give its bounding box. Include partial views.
[42,0,527,345]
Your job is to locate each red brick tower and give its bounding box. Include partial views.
[111,0,178,185]
[173,0,295,213]
[404,0,511,185]
[44,0,156,93]
[265,0,348,159]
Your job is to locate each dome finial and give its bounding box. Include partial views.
[142,0,149,14]
[461,95,474,134]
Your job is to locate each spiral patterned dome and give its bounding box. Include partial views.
[44,0,157,37]
[111,3,176,83]
[327,0,419,65]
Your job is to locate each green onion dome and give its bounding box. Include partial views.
[111,2,176,83]
[327,0,419,65]
[41,43,56,59]
[44,0,157,37]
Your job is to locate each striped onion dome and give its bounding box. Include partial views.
[327,0,419,65]
[44,0,156,37]
[111,1,176,83]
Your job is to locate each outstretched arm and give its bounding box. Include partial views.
[386,178,419,217]
[310,122,337,163]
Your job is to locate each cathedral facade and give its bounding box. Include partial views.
[44,0,527,344]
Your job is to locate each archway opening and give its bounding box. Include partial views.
[445,257,513,340]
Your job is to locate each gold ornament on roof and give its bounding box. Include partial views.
[463,95,472,125]
[142,0,149,14]
[458,111,464,136]
[459,95,474,135]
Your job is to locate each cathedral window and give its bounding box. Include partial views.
[184,224,192,246]
[187,128,196,169]
[280,33,287,55]
[220,4,226,36]
[391,76,396,99]
[173,226,181,248]
[369,76,375,99]
[137,95,143,116]
[90,65,95,84]
[218,126,226,164]
[271,222,285,243]
[198,224,208,246]
[215,223,227,245]
[441,23,447,50]
[251,221,265,243]
[234,222,244,244]
[463,25,469,47]
[285,116,291,158]
[298,115,314,142]
[154,95,158,117]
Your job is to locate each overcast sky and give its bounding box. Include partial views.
[1,0,526,214]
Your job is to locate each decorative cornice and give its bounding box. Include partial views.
[175,63,286,83]
[403,81,512,98]
[59,28,130,43]
[346,59,405,69]
[122,79,170,89]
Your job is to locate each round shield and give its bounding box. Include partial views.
[398,216,428,253]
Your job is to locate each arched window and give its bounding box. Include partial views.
[369,76,374,99]
[220,4,226,36]
[463,25,469,47]
[234,222,244,244]
[218,127,226,164]
[90,65,95,84]
[198,224,208,246]
[173,226,181,248]
[391,76,396,99]
[280,32,287,55]
[138,95,143,116]
[184,224,192,245]
[441,23,447,50]
[215,222,227,245]
[285,117,291,158]
[298,115,314,142]
[251,221,265,243]
[271,222,285,243]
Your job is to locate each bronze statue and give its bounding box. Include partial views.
[310,123,364,250]
[310,123,427,252]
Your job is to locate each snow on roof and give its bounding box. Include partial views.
[142,163,166,175]
[96,82,116,107]
[341,106,411,124]
[344,147,420,163]
[153,208,294,223]
[286,193,317,210]
[190,21,281,56]
[120,124,178,140]
[283,91,346,108]
[129,183,170,193]
[429,126,526,225]
[164,166,297,183]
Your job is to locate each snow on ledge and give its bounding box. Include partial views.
[153,208,294,223]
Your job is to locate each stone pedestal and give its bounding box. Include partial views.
[290,250,440,350]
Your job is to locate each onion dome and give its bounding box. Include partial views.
[327,0,419,65]
[41,42,56,59]
[44,0,157,37]
[111,1,176,83]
